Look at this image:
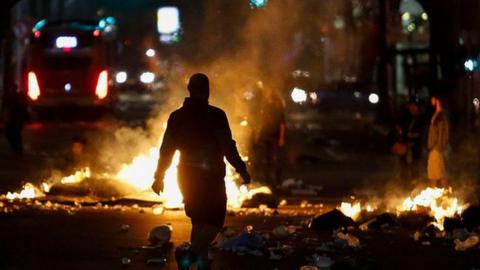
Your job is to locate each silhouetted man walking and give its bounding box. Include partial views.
[152,73,251,269]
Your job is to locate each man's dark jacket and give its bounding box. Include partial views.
[157,98,247,225]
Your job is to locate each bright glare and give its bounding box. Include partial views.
[95,70,108,99]
[421,12,428,21]
[28,72,41,100]
[473,98,480,107]
[339,202,362,220]
[55,36,78,48]
[140,72,155,84]
[291,87,307,103]
[157,7,180,34]
[146,49,156,58]
[309,92,318,101]
[368,93,379,104]
[402,12,411,21]
[115,71,127,84]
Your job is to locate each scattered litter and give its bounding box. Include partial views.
[219,231,265,252]
[450,228,470,241]
[148,225,172,245]
[336,232,360,247]
[462,206,480,230]
[121,257,132,265]
[310,209,356,232]
[152,205,164,215]
[360,213,400,231]
[272,225,289,239]
[313,253,333,269]
[121,224,130,232]
[454,235,480,251]
[300,266,319,270]
[421,241,431,246]
[146,257,167,265]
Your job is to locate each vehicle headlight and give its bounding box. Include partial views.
[368,93,379,104]
[291,87,307,103]
[140,72,155,84]
[115,71,127,84]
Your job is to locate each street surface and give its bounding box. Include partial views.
[0,102,479,269]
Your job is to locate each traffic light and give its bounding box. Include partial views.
[250,0,268,9]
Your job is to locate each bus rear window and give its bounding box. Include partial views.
[42,55,92,69]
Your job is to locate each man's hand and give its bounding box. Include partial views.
[152,171,165,194]
[240,171,251,185]
[151,179,164,194]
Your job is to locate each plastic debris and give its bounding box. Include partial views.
[146,257,167,265]
[272,225,289,239]
[121,257,132,265]
[121,224,130,232]
[313,254,333,269]
[152,204,164,215]
[336,232,360,247]
[300,266,320,270]
[310,209,356,232]
[148,225,172,245]
[454,235,480,251]
[360,213,400,231]
[219,230,265,252]
[461,206,480,230]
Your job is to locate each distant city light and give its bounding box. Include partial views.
[157,7,180,34]
[464,59,478,72]
[146,49,156,57]
[421,12,428,21]
[55,36,78,49]
[402,12,411,21]
[309,92,318,102]
[368,93,379,104]
[353,91,361,98]
[116,72,127,84]
[64,83,72,92]
[140,72,155,84]
[407,23,416,32]
[473,98,480,108]
[250,0,268,9]
[291,87,307,104]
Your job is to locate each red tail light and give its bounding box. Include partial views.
[27,71,41,100]
[95,70,108,99]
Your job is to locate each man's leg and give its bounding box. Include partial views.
[190,223,221,269]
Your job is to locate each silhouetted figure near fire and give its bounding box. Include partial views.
[253,86,286,187]
[1,81,29,157]
[427,93,449,187]
[152,73,251,269]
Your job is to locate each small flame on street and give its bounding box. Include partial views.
[60,167,91,184]
[339,202,362,220]
[6,183,43,200]
[397,187,466,230]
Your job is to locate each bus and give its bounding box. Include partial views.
[24,19,114,115]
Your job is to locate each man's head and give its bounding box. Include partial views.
[187,73,209,100]
[407,96,420,115]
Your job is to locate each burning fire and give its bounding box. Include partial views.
[397,187,467,230]
[338,186,467,231]
[338,202,362,220]
[6,183,43,200]
[61,167,91,184]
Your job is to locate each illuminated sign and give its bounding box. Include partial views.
[55,36,78,49]
[157,7,180,34]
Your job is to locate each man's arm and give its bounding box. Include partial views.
[152,115,177,193]
[216,111,250,184]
